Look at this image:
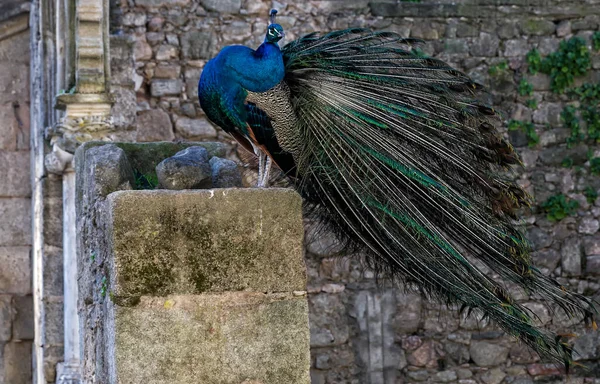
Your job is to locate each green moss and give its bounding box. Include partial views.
[590,157,600,175]
[541,194,579,221]
[561,157,574,168]
[508,120,539,148]
[134,169,159,190]
[584,186,598,204]
[593,31,600,51]
[562,105,583,148]
[518,79,533,96]
[526,48,542,75]
[581,106,600,142]
[525,98,538,110]
[488,61,509,76]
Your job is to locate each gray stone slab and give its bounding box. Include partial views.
[0,199,30,246]
[107,189,306,297]
[110,293,310,384]
[0,247,30,294]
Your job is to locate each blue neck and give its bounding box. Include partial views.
[255,41,281,58]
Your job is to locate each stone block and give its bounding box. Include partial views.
[0,199,30,246]
[309,293,349,347]
[135,109,175,142]
[150,79,182,97]
[521,19,556,35]
[174,117,218,138]
[43,197,63,247]
[44,298,64,345]
[43,245,63,296]
[3,341,32,384]
[470,32,499,57]
[0,247,30,294]
[11,295,32,340]
[199,0,241,13]
[469,341,508,367]
[0,30,30,63]
[0,295,11,341]
[83,144,135,199]
[0,63,28,104]
[561,237,582,276]
[0,103,29,151]
[181,30,217,60]
[135,0,191,8]
[154,64,181,79]
[111,293,310,383]
[156,146,212,190]
[107,189,305,296]
[503,39,529,57]
[77,185,309,383]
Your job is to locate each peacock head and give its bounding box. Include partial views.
[265,9,285,44]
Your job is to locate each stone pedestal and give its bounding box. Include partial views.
[75,143,310,384]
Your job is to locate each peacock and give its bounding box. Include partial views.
[198,10,597,367]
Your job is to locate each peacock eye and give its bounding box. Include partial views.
[268,30,275,36]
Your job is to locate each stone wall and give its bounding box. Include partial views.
[0,8,33,384]
[103,1,600,383]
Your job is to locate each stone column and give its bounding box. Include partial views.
[43,0,114,382]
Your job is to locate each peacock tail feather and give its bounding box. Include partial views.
[278,28,596,366]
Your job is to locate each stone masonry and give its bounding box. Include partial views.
[106,1,600,383]
[74,142,310,383]
[0,4,33,383]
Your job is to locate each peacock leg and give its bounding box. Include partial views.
[252,143,269,187]
[258,156,272,188]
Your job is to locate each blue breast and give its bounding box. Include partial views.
[198,42,285,134]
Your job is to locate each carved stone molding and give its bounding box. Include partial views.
[45,113,114,174]
[56,361,82,384]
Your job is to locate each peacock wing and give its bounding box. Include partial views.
[281,28,595,365]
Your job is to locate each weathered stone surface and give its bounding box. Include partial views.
[0,151,29,197]
[573,331,600,361]
[532,249,561,270]
[156,146,212,190]
[83,144,135,198]
[112,293,310,383]
[561,237,582,276]
[0,247,30,294]
[469,341,508,367]
[527,227,552,250]
[481,368,506,384]
[407,341,437,368]
[181,30,217,60]
[309,293,349,347]
[470,32,499,56]
[3,341,32,384]
[579,218,599,235]
[43,245,63,296]
[532,102,562,126]
[521,19,555,35]
[556,20,571,37]
[583,234,600,255]
[135,109,175,142]
[174,117,218,138]
[393,291,422,334]
[209,157,242,188]
[526,363,561,376]
[150,79,182,97]
[199,0,241,13]
[155,44,178,61]
[11,295,33,340]
[135,0,190,8]
[153,64,181,79]
[0,199,30,246]
[44,299,64,345]
[108,189,305,295]
[503,39,529,57]
[0,295,11,341]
